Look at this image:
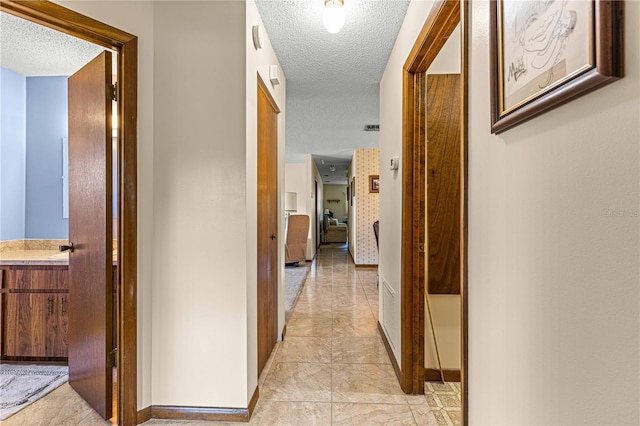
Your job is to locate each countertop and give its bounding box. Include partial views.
[0,249,68,266]
[0,250,118,266]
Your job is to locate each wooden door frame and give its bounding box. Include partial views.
[400,0,468,422]
[0,2,138,425]
[256,74,280,378]
[315,179,319,248]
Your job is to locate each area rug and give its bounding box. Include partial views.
[285,263,311,321]
[0,364,69,420]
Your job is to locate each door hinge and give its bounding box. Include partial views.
[107,348,118,369]
[107,83,117,101]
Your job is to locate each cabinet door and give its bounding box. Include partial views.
[4,294,48,357]
[46,294,69,357]
[4,293,69,358]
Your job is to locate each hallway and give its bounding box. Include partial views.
[2,244,460,426]
[245,243,462,425]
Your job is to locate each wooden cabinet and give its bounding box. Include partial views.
[1,265,69,361]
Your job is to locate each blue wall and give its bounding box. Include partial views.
[25,76,69,238]
[0,67,27,241]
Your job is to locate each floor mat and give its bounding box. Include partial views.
[0,364,68,420]
[285,263,311,321]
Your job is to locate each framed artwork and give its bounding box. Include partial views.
[350,178,355,206]
[369,175,379,193]
[490,0,623,133]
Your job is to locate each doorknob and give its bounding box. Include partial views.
[59,243,75,253]
[270,234,276,240]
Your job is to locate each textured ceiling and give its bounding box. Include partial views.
[314,155,353,185]
[2,3,409,185]
[0,12,104,77]
[255,0,410,183]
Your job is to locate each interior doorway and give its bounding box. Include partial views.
[0,2,139,425]
[257,76,280,378]
[315,179,319,247]
[399,0,468,422]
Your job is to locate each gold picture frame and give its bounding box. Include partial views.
[369,175,379,193]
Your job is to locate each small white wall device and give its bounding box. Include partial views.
[252,25,262,50]
[270,64,280,86]
[390,156,399,171]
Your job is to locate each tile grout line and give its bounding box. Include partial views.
[330,246,334,425]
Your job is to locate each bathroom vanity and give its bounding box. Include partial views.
[0,241,117,362]
[1,264,69,360]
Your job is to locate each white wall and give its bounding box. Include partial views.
[381,0,640,424]
[285,163,307,213]
[55,0,155,409]
[427,25,460,75]
[285,162,314,260]
[467,1,639,423]
[57,0,287,411]
[379,0,437,365]
[424,295,460,370]
[307,154,323,255]
[245,0,287,400]
[152,1,248,407]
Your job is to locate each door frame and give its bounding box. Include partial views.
[315,179,319,248]
[256,75,280,377]
[399,0,468,422]
[0,2,138,425]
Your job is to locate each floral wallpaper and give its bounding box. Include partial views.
[354,148,379,265]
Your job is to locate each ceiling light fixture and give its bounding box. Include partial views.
[323,0,345,34]
[329,165,336,172]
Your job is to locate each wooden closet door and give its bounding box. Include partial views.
[257,82,279,377]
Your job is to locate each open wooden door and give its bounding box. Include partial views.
[426,74,461,295]
[67,51,114,420]
[257,81,279,377]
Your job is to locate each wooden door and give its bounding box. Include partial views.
[257,82,279,377]
[426,74,461,294]
[68,51,114,420]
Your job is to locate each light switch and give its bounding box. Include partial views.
[390,156,399,171]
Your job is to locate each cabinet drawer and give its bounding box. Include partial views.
[1,266,69,290]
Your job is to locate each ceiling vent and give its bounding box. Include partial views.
[364,124,379,132]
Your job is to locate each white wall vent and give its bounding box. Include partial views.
[381,277,398,351]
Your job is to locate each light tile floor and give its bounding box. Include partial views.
[1,379,116,425]
[3,244,460,426]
